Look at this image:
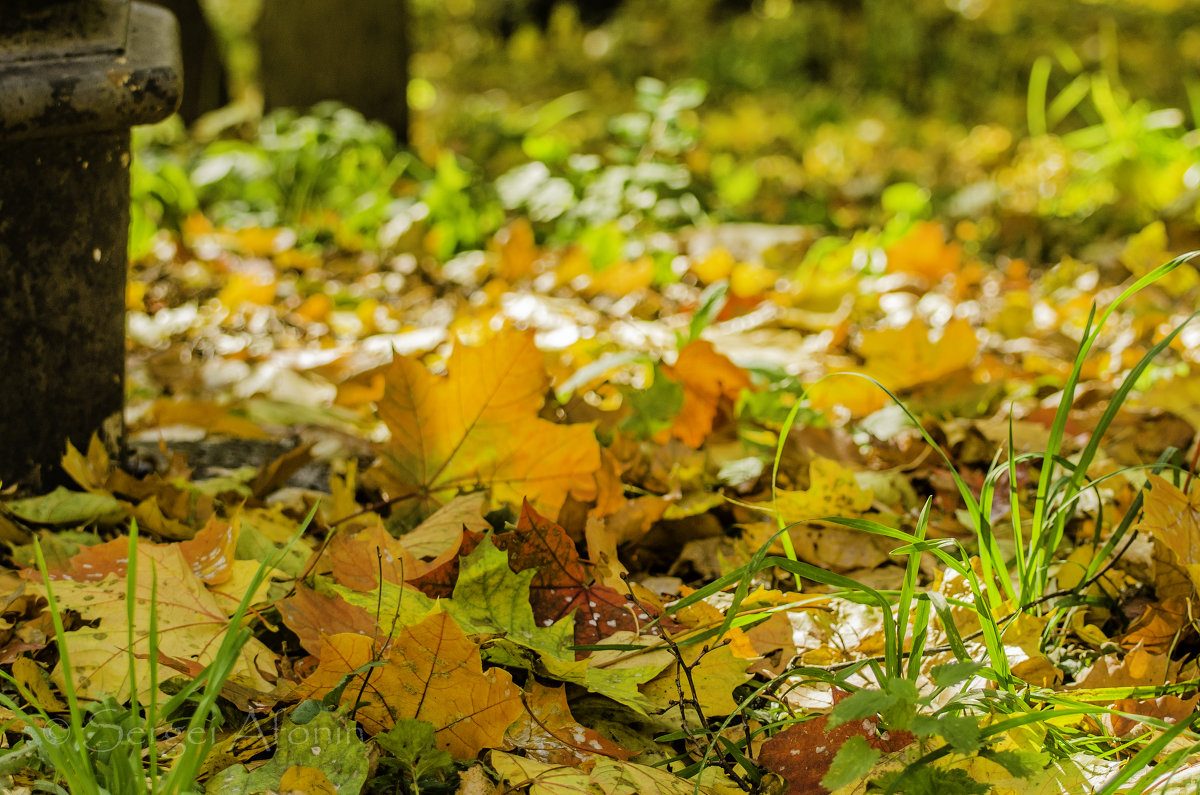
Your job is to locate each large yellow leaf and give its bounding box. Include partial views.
[34,543,275,703]
[1136,474,1200,592]
[371,330,602,518]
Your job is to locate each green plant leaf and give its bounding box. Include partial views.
[820,735,879,792]
[931,661,986,688]
[208,710,369,795]
[4,487,125,526]
[376,718,455,782]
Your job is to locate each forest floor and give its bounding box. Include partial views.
[3,6,1200,793]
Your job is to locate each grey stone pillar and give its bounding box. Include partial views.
[0,1,181,489]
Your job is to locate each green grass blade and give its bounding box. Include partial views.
[1028,55,1051,136]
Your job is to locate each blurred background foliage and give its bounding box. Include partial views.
[132,0,1200,268]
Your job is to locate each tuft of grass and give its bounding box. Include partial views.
[724,252,1200,790]
[0,510,312,794]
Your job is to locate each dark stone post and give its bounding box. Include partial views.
[254,0,410,141]
[0,1,181,489]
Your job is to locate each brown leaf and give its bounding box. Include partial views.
[251,442,315,499]
[506,681,633,764]
[329,522,420,590]
[276,585,381,657]
[758,695,916,795]
[498,502,658,651]
[1108,694,1200,739]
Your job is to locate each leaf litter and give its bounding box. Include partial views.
[6,74,1200,795]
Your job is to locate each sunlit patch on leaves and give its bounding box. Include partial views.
[858,317,978,392]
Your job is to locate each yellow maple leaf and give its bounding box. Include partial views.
[642,641,754,720]
[294,612,523,757]
[370,330,602,518]
[34,543,275,703]
[775,457,873,526]
[1136,474,1200,592]
[858,317,978,392]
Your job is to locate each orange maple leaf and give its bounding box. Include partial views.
[294,612,523,757]
[656,340,751,447]
[370,330,602,519]
[884,221,962,282]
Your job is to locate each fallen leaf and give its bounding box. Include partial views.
[207,710,369,795]
[278,766,339,794]
[657,340,752,448]
[329,521,420,590]
[370,330,602,519]
[398,492,491,561]
[1135,475,1200,593]
[148,398,271,439]
[641,640,755,720]
[885,221,962,282]
[294,612,524,756]
[1107,694,1200,739]
[443,534,578,662]
[1120,596,1190,654]
[494,218,540,281]
[46,515,238,586]
[758,697,915,795]
[858,317,978,392]
[506,681,634,764]
[3,487,125,526]
[276,585,382,656]
[490,750,720,795]
[12,657,65,712]
[497,502,658,651]
[33,542,275,702]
